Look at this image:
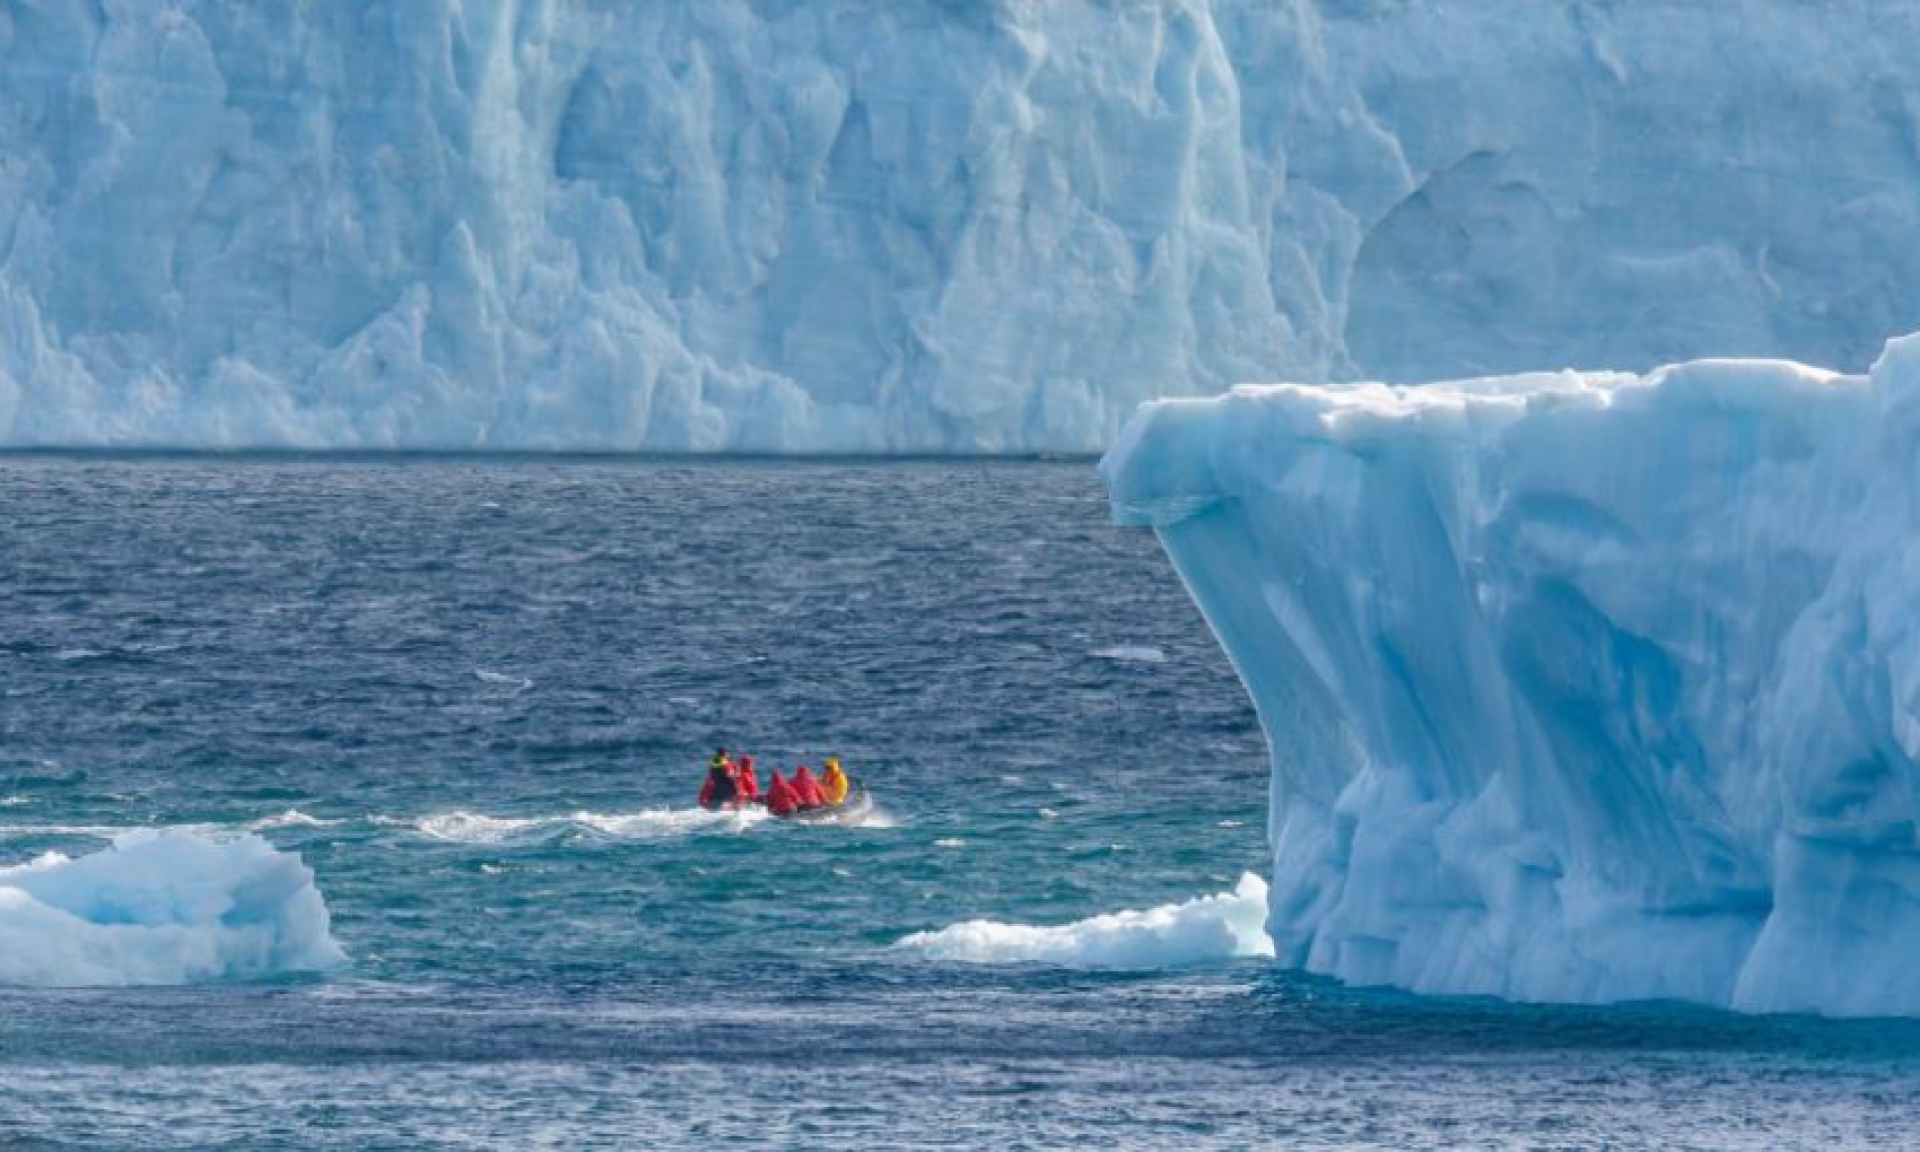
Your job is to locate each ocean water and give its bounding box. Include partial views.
[2,456,1918,1150]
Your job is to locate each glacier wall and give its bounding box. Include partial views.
[1103,334,1920,1016]
[4,0,1920,450]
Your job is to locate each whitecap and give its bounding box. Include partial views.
[249,809,340,831]
[0,822,124,841]
[853,808,898,830]
[897,874,1274,968]
[473,669,534,691]
[410,811,546,844]
[1,850,70,873]
[1,810,342,842]
[1090,645,1168,664]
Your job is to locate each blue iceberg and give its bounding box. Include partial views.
[1104,334,1920,1015]
[0,831,346,987]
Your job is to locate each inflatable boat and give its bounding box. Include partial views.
[781,782,873,825]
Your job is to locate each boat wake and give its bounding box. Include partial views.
[394,806,770,846]
[0,802,894,850]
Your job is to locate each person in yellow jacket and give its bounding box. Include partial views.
[821,758,850,806]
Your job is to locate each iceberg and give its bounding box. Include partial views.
[1103,333,1920,1016]
[4,1,1920,450]
[0,830,346,987]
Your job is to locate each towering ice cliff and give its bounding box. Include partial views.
[3,1,1918,449]
[1103,334,1920,1016]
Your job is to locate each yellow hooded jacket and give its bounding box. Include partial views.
[821,760,850,806]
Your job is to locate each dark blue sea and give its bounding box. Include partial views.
[2,456,1918,1149]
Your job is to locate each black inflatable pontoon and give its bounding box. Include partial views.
[782,782,872,824]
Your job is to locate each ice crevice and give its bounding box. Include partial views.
[1103,333,1920,1017]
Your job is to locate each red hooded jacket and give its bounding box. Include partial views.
[736,756,760,802]
[792,766,827,808]
[765,771,800,817]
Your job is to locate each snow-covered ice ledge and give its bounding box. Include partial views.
[1102,334,1920,1016]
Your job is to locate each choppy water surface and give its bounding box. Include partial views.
[2,457,1917,1149]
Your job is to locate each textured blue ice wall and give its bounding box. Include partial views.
[1105,334,1920,1015]
[3,1,1919,449]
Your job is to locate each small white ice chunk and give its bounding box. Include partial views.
[899,874,1273,968]
[0,831,346,987]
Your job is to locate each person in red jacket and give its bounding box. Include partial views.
[735,755,761,804]
[791,765,827,809]
[764,770,801,817]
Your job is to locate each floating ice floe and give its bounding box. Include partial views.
[0,831,345,987]
[899,874,1273,968]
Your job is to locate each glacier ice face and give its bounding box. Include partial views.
[4,1,1920,450]
[1103,333,1920,1016]
[0,830,346,986]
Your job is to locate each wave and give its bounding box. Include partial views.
[1090,645,1168,664]
[897,874,1274,968]
[0,830,345,987]
[249,809,341,831]
[0,802,880,849]
[0,810,344,843]
[0,822,124,840]
[396,806,769,846]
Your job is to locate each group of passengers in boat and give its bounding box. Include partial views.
[698,748,850,817]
